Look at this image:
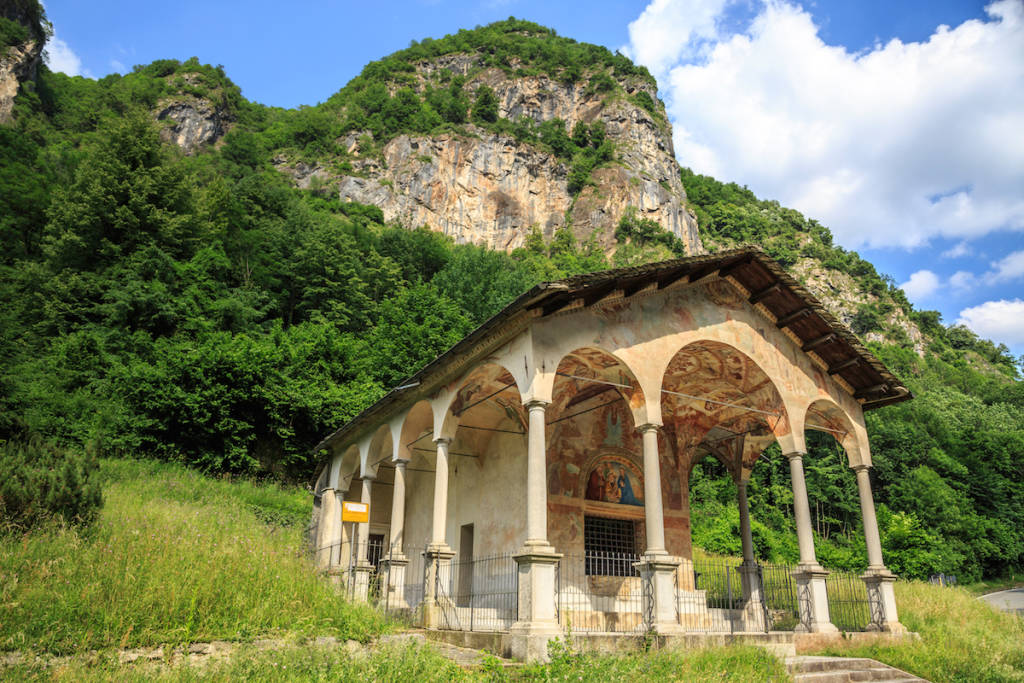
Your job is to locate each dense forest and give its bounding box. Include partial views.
[1,10,1021,582]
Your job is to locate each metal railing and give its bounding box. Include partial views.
[826,570,873,632]
[556,551,646,633]
[436,552,518,632]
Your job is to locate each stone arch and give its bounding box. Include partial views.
[802,398,867,468]
[548,346,649,426]
[436,362,525,449]
[336,443,360,495]
[362,423,393,479]
[398,400,435,461]
[661,339,794,476]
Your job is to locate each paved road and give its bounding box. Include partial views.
[980,588,1024,615]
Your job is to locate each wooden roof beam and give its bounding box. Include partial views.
[718,256,753,280]
[776,307,811,329]
[749,283,781,305]
[854,383,889,400]
[802,333,837,353]
[827,357,860,375]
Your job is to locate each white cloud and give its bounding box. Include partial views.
[950,270,976,290]
[956,298,1024,346]
[899,269,942,302]
[621,0,731,77]
[627,0,1024,249]
[986,249,1024,283]
[110,59,126,73]
[942,241,971,258]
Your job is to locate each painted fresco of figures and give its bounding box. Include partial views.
[584,456,643,506]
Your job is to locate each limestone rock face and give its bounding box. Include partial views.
[156,95,231,154]
[0,38,41,125]
[294,55,701,254]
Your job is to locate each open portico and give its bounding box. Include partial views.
[309,247,911,661]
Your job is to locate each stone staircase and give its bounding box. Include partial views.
[787,656,928,683]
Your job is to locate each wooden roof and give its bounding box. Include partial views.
[312,246,911,458]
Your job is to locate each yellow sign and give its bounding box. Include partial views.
[342,501,369,523]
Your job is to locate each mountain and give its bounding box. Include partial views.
[0,10,1020,582]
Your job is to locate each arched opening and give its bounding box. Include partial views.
[547,347,652,633]
[662,340,791,564]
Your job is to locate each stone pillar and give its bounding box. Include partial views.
[511,399,562,662]
[381,460,409,608]
[424,438,455,627]
[736,478,766,630]
[636,424,681,633]
[854,464,904,632]
[786,452,837,633]
[352,476,375,602]
[316,487,338,571]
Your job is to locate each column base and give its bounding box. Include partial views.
[352,563,375,602]
[380,555,409,608]
[511,547,562,660]
[738,562,767,631]
[636,554,683,633]
[861,567,905,633]
[792,564,839,633]
[423,546,455,628]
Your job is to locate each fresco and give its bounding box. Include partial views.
[584,455,644,506]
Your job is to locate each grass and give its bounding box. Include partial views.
[810,580,1024,682]
[0,459,388,655]
[963,573,1024,597]
[1,640,788,682]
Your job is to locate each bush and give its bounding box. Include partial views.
[0,435,102,530]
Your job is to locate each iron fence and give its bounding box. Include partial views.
[556,551,646,633]
[826,571,873,632]
[436,552,518,632]
[759,561,801,631]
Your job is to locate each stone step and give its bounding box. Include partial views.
[787,656,928,683]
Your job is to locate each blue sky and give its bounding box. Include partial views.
[43,0,1024,358]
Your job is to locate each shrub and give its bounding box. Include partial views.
[0,435,102,530]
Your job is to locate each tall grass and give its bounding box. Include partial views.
[0,459,388,655]
[814,581,1024,682]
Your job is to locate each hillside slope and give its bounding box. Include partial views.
[0,11,1020,582]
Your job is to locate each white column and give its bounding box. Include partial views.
[382,460,410,608]
[786,451,837,633]
[737,479,754,563]
[317,488,338,570]
[510,399,561,662]
[431,438,451,548]
[389,460,408,555]
[854,464,904,632]
[639,424,666,555]
[786,452,817,566]
[358,476,373,563]
[854,465,884,569]
[524,400,551,548]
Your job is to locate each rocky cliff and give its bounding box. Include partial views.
[0,36,39,124]
[282,55,702,254]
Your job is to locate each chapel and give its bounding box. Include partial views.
[309,246,910,660]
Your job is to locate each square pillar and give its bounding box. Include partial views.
[509,549,562,662]
[422,547,456,628]
[792,565,838,633]
[636,555,683,633]
[380,555,409,609]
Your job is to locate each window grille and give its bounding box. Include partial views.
[584,516,638,576]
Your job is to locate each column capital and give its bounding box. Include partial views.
[393,458,409,470]
[524,398,550,411]
[360,473,377,482]
[636,422,662,434]
[784,450,807,461]
[852,463,871,473]
[433,436,452,447]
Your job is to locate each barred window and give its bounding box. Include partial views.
[584,516,638,576]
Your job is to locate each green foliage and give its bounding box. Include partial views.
[470,84,498,124]
[0,459,389,654]
[0,435,102,530]
[0,15,29,49]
